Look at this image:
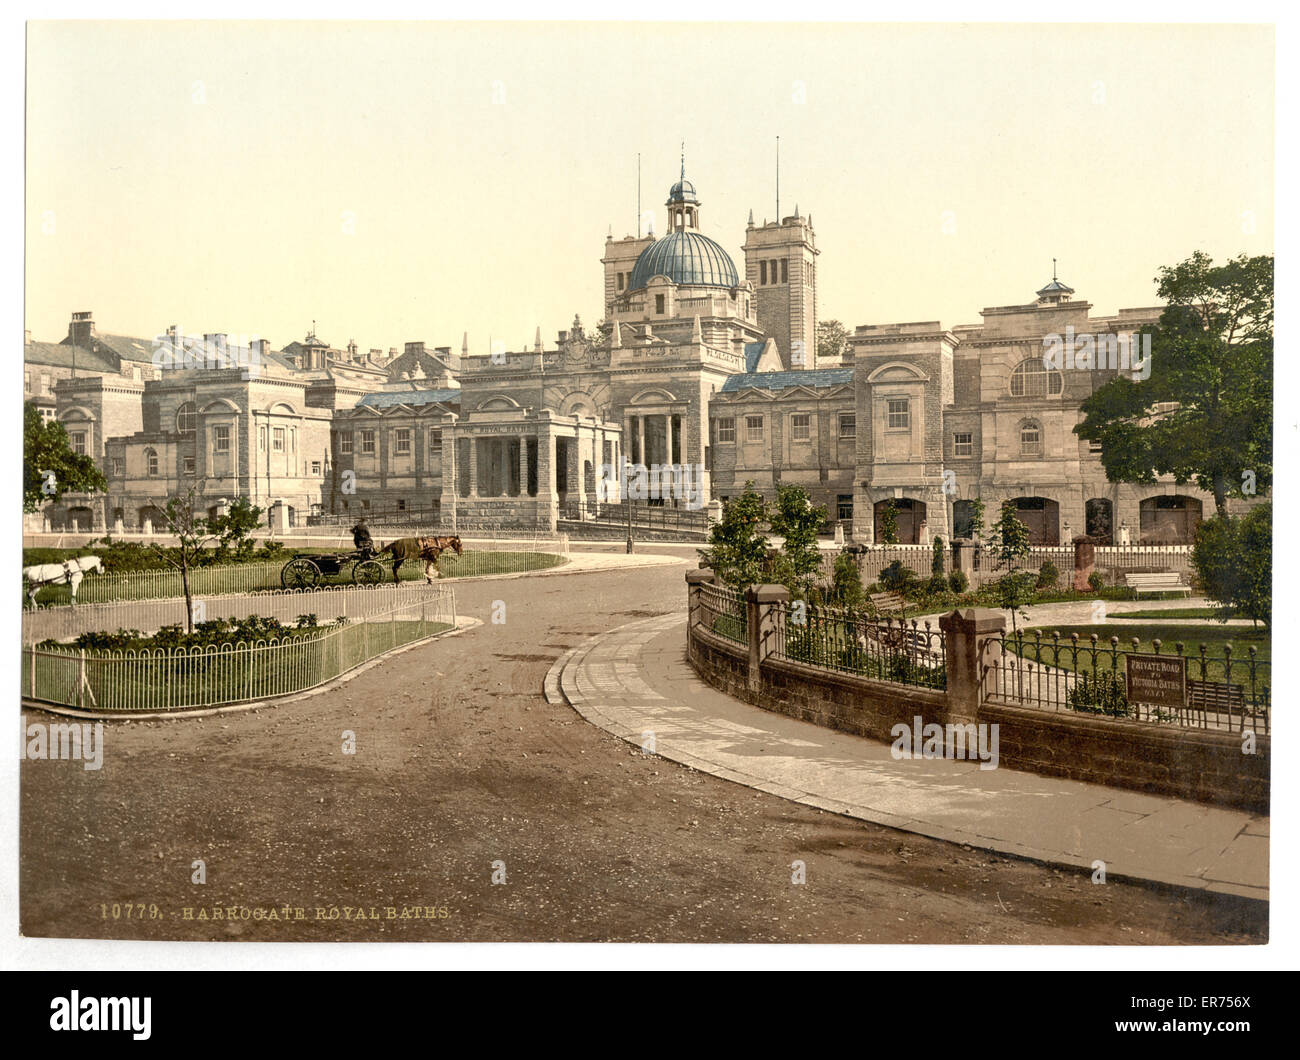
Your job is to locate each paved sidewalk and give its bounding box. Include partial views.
[547,613,1268,901]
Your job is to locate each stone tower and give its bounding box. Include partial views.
[743,209,818,369]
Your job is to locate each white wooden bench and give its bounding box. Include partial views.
[1124,572,1192,598]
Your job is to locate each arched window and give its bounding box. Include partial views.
[1020,419,1043,456]
[145,448,159,476]
[1010,358,1063,397]
[175,402,197,434]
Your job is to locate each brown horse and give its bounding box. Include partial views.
[378,535,463,583]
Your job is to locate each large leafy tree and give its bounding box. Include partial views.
[816,320,850,365]
[23,402,107,512]
[1074,252,1272,515]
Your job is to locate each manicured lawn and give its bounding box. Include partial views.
[1107,607,1249,621]
[26,551,566,605]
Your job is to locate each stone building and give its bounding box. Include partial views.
[26,168,1234,545]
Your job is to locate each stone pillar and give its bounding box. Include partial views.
[439,416,457,530]
[706,498,723,525]
[939,608,1005,722]
[535,415,559,532]
[1072,535,1096,591]
[951,538,975,582]
[744,583,790,694]
[467,435,479,498]
[268,500,289,534]
[516,436,527,498]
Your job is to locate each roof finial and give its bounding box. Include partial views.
[681,141,685,183]
[1053,257,1058,281]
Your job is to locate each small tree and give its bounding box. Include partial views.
[830,551,867,609]
[768,483,827,597]
[995,571,1038,635]
[988,501,1032,571]
[23,402,107,512]
[877,500,899,545]
[1192,503,1271,627]
[209,496,264,562]
[967,497,987,542]
[699,482,769,590]
[150,481,219,633]
[816,320,850,364]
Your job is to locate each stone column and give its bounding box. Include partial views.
[939,607,1006,723]
[516,436,527,498]
[744,583,790,694]
[439,416,457,531]
[467,434,479,498]
[534,414,559,532]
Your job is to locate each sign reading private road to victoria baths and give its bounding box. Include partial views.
[1124,653,1188,709]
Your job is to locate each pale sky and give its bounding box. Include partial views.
[26,21,1274,354]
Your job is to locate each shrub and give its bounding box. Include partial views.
[948,570,969,594]
[879,561,918,593]
[1066,671,1130,717]
[1087,571,1105,592]
[1036,560,1060,590]
[830,551,867,609]
[926,573,948,594]
[1192,505,1271,626]
[931,536,946,578]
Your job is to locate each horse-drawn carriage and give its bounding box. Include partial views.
[280,548,385,589]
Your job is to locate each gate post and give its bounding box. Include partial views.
[744,584,789,693]
[685,569,716,631]
[1072,535,1096,591]
[939,608,1005,721]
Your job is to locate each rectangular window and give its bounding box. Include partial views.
[214,425,231,453]
[272,427,285,451]
[69,431,86,455]
[791,413,811,441]
[886,399,909,429]
[617,273,625,291]
[837,495,853,521]
[259,426,267,451]
[183,455,196,475]
[24,369,31,390]
[1089,439,1103,454]
[290,428,296,453]
[655,294,665,314]
[110,458,124,476]
[340,431,354,454]
[395,428,411,454]
[40,373,50,394]
[716,417,736,443]
[953,431,973,457]
[311,461,321,475]
[360,429,376,454]
[781,258,789,283]
[397,499,407,511]
[839,413,857,438]
[147,451,158,476]
[760,261,768,285]
[745,415,764,442]
[429,429,442,454]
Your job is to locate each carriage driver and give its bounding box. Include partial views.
[352,516,375,557]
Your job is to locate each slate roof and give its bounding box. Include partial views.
[719,368,855,393]
[743,342,765,372]
[355,388,463,410]
[25,341,120,375]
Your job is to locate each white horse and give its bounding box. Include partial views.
[23,555,103,608]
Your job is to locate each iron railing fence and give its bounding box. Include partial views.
[767,602,947,690]
[22,590,457,714]
[22,583,451,645]
[696,582,747,645]
[981,630,1269,734]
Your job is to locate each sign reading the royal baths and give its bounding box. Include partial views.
[1124,653,1187,708]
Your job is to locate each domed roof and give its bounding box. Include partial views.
[668,179,698,204]
[627,230,740,291]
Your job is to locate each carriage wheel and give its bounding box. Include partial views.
[353,559,385,586]
[282,558,322,589]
